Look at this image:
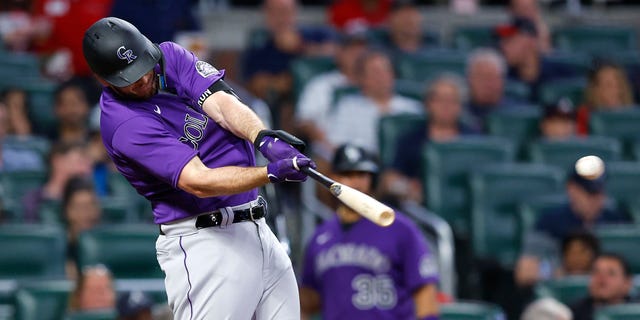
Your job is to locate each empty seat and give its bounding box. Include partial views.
[535,275,590,306]
[594,225,640,274]
[0,170,47,220]
[451,26,496,51]
[553,26,638,55]
[590,109,640,159]
[470,163,564,267]
[377,113,427,167]
[486,107,541,159]
[593,303,640,320]
[0,224,66,279]
[77,225,162,279]
[14,279,73,320]
[606,162,640,222]
[367,27,440,48]
[527,136,622,170]
[423,137,516,236]
[440,301,505,320]
[394,50,467,83]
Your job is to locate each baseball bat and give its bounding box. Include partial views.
[300,166,395,227]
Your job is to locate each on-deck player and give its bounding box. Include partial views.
[300,144,440,320]
[82,17,315,319]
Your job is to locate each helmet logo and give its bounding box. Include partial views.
[117,46,137,64]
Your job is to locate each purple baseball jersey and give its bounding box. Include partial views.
[302,212,439,320]
[100,41,257,224]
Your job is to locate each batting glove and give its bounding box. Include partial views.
[255,130,306,163]
[266,155,316,183]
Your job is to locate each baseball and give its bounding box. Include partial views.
[575,155,605,180]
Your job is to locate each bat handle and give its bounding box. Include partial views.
[300,166,335,189]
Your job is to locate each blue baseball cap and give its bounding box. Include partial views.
[117,291,153,317]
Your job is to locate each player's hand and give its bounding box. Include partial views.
[255,130,306,163]
[266,155,316,183]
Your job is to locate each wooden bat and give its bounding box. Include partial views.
[301,167,395,227]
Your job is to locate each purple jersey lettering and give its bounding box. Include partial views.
[302,213,438,320]
[100,42,257,224]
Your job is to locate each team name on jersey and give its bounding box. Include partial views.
[315,243,391,275]
[179,112,209,150]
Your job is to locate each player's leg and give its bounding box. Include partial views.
[253,219,301,320]
[157,219,265,319]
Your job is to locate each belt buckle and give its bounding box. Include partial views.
[249,206,256,222]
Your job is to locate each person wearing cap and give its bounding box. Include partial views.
[540,97,578,140]
[300,144,440,320]
[515,156,630,288]
[385,0,432,55]
[117,291,154,320]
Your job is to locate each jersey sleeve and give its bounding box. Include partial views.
[400,220,439,292]
[111,116,198,189]
[160,42,227,109]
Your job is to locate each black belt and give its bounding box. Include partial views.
[159,205,266,235]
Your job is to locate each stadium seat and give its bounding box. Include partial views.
[538,77,587,106]
[377,113,427,167]
[394,79,425,102]
[594,225,640,274]
[553,26,638,55]
[290,56,336,100]
[64,310,118,320]
[14,279,73,320]
[527,136,622,170]
[330,85,359,108]
[503,80,532,102]
[543,51,592,78]
[534,275,590,306]
[470,163,564,267]
[518,194,569,242]
[486,107,541,159]
[440,301,506,320]
[0,224,66,279]
[100,196,138,223]
[37,199,62,225]
[594,304,640,320]
[589,109,640,159]
[0,305,12,320]
[423,137,516,236]
[367,27,440,48]
[0,170,47,220]
[2,135,50,161]
[77,224,163,279]
[606,162,640,222]
[451,26,496,51]
[0,52,41,78]
[394,50,467,83]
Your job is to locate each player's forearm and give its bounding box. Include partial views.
[414,284,439,318]
[203,91,266,143]
[178,156,269,198]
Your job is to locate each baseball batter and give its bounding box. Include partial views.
[82,17,315,319]
[300,144,440,320]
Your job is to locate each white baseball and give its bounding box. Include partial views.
[575,155,605,179]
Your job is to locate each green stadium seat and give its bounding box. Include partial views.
[64,310,117,320]
[100,196,138,223]
[394,51,467,83]
[451,26,496,51]
[527,136,622,170]
[291,56,337,100]
[486,107,541,159]
[534,275,590,306]
[594,304,640,320]
[0,304,12,320]
[503,80,532,102]
[606,162,640,222]
[543,51,592,78]
[440,301,505,320]
[590,109,640,159]
[518,195,569,242]
[0,52,41,78]
[470,163,564,267]
[377,113,427,167]
[14,279,73,320]
[0,224,66,279]
[594,225,640,274]
[394,79,425,102]
[538,77,587,106]
[77,225,162,279]
[0,170,47,220]
[367,27,441,48]
[553,26,638,55]
[423,137,516,236]
[37,199,62,225]
[107,172,149,222]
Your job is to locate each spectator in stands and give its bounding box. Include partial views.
[241,0,333,106]
[464,48,521,132]
[328,0,392,31]
[515,156,630,287]
[385,0,430,55]
[380,74,476,205]
[0,101,45,172]
[509,0,552,53]
[540,97,578,140]
[22,140,93,221]
[521,297,572,320]
[0,0,35,52]
[1,88,32,136]
[62,176,102,280]
[324,50,422,154]
[555,231,600,279]
[117,291,154,320]
[68,264,116,314]
[570,253,635,320]
[576,62,636,135]
[295,29,368,159]
[496,17,573,102]
[51,79,91,143]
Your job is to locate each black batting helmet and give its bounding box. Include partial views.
[82,17,161,87]
[331,144,379,174]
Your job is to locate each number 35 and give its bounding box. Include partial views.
[351,274,397,310]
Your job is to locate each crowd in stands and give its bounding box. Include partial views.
[0,0,639,319]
